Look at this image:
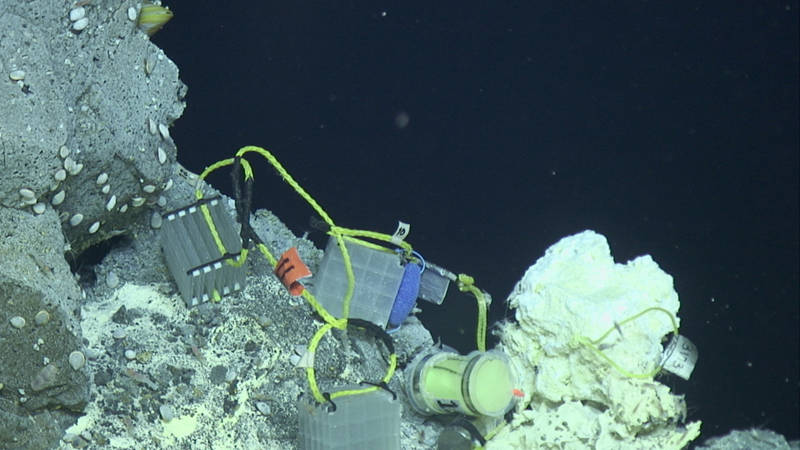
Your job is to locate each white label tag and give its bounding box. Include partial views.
[661,334,698,380]
[390,221,411,245]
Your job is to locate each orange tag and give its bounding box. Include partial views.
[511,388,525,398]
[275,247,312,296]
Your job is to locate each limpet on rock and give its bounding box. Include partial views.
[10,316,25,328]
[150,212,162,229]
[68,351,86,370]
[72,17,89,32]
[51,190,65,205]
[34,310,50,325]
[156,147,167,164]
[69,7,85,22]
[19,188,35,200]
[69,213,84,226]
[9,70,25,81]
[106,271,120,288]
[159,404,175,421]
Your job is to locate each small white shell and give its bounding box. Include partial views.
[54,169,67,181]
[69,7,85,22]
[127,6,138,22]
[164,179,173,191]
[72,17,89,31]
[144,55,157,75]
[101,184,110,194]
[9,70,25,81]
[34,310,50,325]
[69,213,84,226]
[32,203,46,215]
[159,404,175,421]
[255,401,271,416]
[119,204,128,213]
[22,197,37,206]
[96,172,108,185]
[105,195,116,211]
[68,351,86,370]
[19,188,35,200]
[156,147,167,164]
[106,271,120,288]
[59,145,70,158]
[158,123,170,139]
[150,212,163,229]
[142,184,156,193]
[157,196,167,207]
[124,349,137,360]
[88,221,100,234]
[64,157,83,175]
[10,316,25,328]
[131,197,145,207]
[148,118,157,135]
[51,190,65,206]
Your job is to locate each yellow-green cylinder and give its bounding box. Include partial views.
[405,348,516,417]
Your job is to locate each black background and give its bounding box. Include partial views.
[155,1,798,440]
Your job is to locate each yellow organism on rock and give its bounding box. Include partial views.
[137,2,173,36]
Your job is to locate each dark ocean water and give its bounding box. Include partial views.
[156,1,798,441]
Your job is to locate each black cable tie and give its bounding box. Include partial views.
[322,392,336,412]
[360,381,397,400]
[347,318,396,354]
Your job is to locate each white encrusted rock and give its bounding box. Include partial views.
[492,230,699,449]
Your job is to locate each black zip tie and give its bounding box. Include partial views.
[347,318,395,355]
[360,381,397,400]
[185,251,243,276]
[322,392,336,412]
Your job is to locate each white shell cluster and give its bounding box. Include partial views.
[19,188,36,206]
[64,156,83,176]
[69,6,88,32]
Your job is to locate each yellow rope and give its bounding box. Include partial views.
[579,306,680,379]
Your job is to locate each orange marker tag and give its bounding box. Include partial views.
[275,247,312,296]
[511,388,525,398]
